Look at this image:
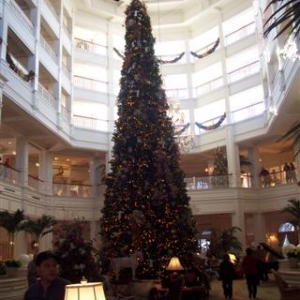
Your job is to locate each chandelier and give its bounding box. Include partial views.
[168,100,194,152]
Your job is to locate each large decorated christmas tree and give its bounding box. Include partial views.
[100,0,198,278]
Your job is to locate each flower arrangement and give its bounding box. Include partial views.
[286,247,300,259]
[53,218,101,283]
[4,259,21,268]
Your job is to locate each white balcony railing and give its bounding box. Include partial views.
[227,60,261,83]
[73,76,108,92]
[225,22,256,46]
[9,0,34,35]
[40,36,58,62]
[38,83,57,108]
[73,115,108,131]
[75,38,107,56]
[193,76,224,97]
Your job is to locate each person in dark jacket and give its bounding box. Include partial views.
[24,251,70,300]
[242,248,259,299]
[219,254,235,299]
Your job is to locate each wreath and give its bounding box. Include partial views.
[190,38,220,59]
[195,113,226,131]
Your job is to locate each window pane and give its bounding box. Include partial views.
[155,40,185,55]
[165,74,187,89]
[193,62,222,85]
[195,99,225,123]
[230,85,264,111]
[223,8,255,37]
[226,47,259,72]
[190,27,219,52]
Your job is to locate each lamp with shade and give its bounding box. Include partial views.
[166,257,184,272]
[64,280,106,300]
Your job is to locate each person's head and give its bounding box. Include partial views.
[223,253,230,261]
[246,247,253,256]
[35,251,59,284]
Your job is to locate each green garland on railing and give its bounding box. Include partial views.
[157,52,185,64]
[113,47,185,64]
[195,113,226,131]
[190,38,220,59]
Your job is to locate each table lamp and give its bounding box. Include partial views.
[166,257,184,272]
[64,280,106,300]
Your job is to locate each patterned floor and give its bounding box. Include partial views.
[209,275,280,300]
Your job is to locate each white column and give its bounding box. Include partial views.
[253,213,266,243]
[248,147,260,188]
[28,4,41,112]
[15,138,29,187]
[14,231,27,257]
[231,207,246,250]
[225,127,241,187]
[294,143,300,183]
[0,82,4,126]
[0,1,9,62]
[90,157,101,197]
[39,150,53,195]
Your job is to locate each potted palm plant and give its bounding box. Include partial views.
[209,226,242,259]
[0,209,25,258]
[263,1,300,39]
[20,214,56,252]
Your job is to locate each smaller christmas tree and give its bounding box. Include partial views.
[211,148,228,187]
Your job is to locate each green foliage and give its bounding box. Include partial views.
[21,214,56,240]
[99,0,198,278]
[0,209,25,234]
[209,227,242,259]
[0,209,25,258]
[281,198,300,243]
[286,247,300,259]
[263,1,300,39]
[0,261,6,275]
[4,259,21,268]
[211,148,229,187]
[53,219,100,283]
[277,122,300,157]
[281,199,300,226]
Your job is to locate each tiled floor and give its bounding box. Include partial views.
[209,275,280,300]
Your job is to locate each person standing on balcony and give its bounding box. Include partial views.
[259,167,271,187]
[290,163,297,183]
[283,163,291,183]
[3,158,11,179]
